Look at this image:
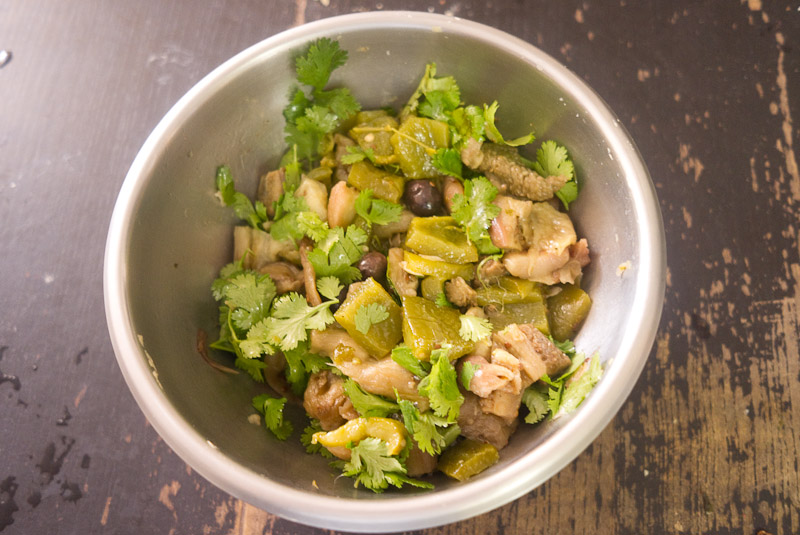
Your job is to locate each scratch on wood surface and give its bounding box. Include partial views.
[678,143,704,182]
[159,480,180,522]
[775,32,800,202]
[228,500,276,535]
[100,496,111,526]
[73,384,87,408]
[294,0,307,26]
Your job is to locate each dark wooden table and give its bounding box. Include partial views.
[2,1,798,533]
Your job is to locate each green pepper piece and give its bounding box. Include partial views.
[401,295,474,361]
[335,278,404,357]
[475,277,544,307]
[547,284,592,341]
[403,251,475,281]
[405,216,478,264]
[420,276,446,302]
[349,110,398,165]
[390,116,449,178]
[347,160,405,204]
[438,439,499,481]
[485,301,549,334]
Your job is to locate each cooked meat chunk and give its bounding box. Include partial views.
[442,176,464,214]
[502,202,583,284]
[257,168,285,218]
[460,353,516,398]
[492,323,571,384]
[445,276,477,307]
[475,258,508,286]
[479,389,523,422]
[296,177,328,222]
[309,328,428,408]
[387,247,418,297]
[259,262,304,294]
[334,133,357,183]
[457,391,518,450]
[460,139,567,201]
[299,240,322,306]
[327,181,359,228]
[405,441,438,477]
[550,238,591,285]
[489,195,533,251]
[303,370,359,431]
[233,226,297,270]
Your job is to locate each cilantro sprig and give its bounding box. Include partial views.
[285,38,361,165]
[417,347,463,422]
[307,225,368,284]
[533,140,578,209]
[252,394,293,440]
[259,292,337,351]
[355,189,404,228]
[340,437,432,493]
[458,314,493,342]
[397,398,455,456]
[215,165,268,229]
[450,176,501,254]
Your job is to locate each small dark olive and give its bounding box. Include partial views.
[357,251,388,282]
[330,284,350,313]
[404,179,443,217]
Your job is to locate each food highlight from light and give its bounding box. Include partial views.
[207,38,601,492]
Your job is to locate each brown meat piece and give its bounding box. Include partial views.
[303,370,359,431]
[444,276,477,307]
[492,323,571,385]
[475,258,508,286]
[460,139,567,201]
[405,441,438,477]
[299,239,322,306]
[257,168,285,218]
[387,247,418,297]
[259,262,303,294]
[457,391,518,450]
[489,195,533,251]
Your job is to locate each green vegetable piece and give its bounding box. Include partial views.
[486,301,550,334]
[403,251,475,282]
[475,277,544,307]
[405,216,478,264]
[334,278,403,357]
[390,116,449,178]
[420,277,445,301]
[349,110,398,165]
[401,296,474,361]
[438,439,499,481]
[347,160,405,204]
[547,284,592,341]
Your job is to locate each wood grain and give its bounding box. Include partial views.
[0,1,798,534]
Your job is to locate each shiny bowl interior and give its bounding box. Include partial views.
[104,11,665,532]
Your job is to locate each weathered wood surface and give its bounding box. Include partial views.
[1,1,798,534]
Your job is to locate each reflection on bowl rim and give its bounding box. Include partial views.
[104,11,665,532]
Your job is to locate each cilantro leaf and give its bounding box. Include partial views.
[301,420,335,458]
[234,356,267,382]
[460,361,479,390]
[354,303,389,335]
[402,63,461,122]
[344,379,400,417]
[450,176,501,254]
[533,140,578,209]
[224,272,276,331]
[342,437,409,493]
[215,165,268,229]
[354,189,404,227]
[521,383,550,424]
[307,225,367,284]
[417,347,463,422]
[483,101,535,147]
[317,276,344,301]
[391,344,430,378]
[263,292,336,351]
[295,37,348,91]
[282,340,329,396]
[435,292,455,309]
[458,314,493,342]
[397,398,453,456]
[557,353,602,415]
[239,321,277,360]
[252,394,293,440]
[340,145,377,165]
[449,105,486,148]
[431,148,463,178]
[296,211,330,242]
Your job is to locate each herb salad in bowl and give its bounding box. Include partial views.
[105,12,664,532]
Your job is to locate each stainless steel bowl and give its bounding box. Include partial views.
[104,11,665,532]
